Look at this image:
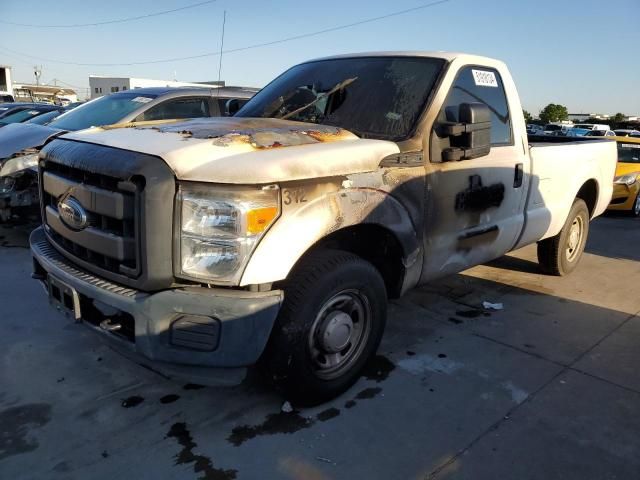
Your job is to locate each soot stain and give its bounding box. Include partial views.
[355,387,382,400]
[0,403,52,460]
[121,396,144,408]
[406,350,416,356]
[167,423,237,480]
[316,408,340,422]
[455,175,505,212]
[362,355,395,382]
[227,412,314,447]
[344,400,356,409]
[160,394,180,404]
[183,383,206,391]
[438,353,447,358]
[448,317,464,325]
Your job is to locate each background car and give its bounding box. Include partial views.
[574,123,611,131]
[585,129,616,137]
[566,127,591,137]
[526,124,544,135]
[0,104,64,127]
[614,129,640,137]
[607,136,640,216]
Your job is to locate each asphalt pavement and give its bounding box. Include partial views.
[1,213,639,480]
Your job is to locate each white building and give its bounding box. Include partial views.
[0,65,13,98]
[89,76,224,99]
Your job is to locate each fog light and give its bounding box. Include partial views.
[170,315,220,351]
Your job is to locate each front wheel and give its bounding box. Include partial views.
[537,198,589,276]
[630,192,640,217]
[263,249,387,406]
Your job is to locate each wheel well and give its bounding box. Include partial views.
[576,179,598,218]
[299,224,406,299]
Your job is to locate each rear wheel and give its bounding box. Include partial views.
[263,249,387,405]
[537,198,589,276]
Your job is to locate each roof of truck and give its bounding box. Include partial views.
[307,51,502,65]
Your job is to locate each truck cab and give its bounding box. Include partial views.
[30,52,616,404]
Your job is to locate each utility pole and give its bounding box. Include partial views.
[34,65,42,85]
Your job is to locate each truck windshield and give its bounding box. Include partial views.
[237,56,445,141]
[618,143,640,163]
[49,93,157,131]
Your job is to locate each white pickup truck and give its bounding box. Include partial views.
[30,52,616,404]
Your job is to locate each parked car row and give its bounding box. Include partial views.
[527,122,639,139]
[0,86,258,221]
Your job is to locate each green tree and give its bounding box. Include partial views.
[539,103,569,124]
[523,110,533,123]
[612,112,625,123]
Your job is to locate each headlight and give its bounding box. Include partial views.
[176,183,280,284]
[613,174,639,186]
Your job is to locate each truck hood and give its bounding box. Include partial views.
[0,123,66,161]
[62,117,400,183]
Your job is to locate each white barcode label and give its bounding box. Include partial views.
[472,70,498,87]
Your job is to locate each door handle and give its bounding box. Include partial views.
[514,163,524,188]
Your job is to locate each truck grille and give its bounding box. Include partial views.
[40,161,141,278]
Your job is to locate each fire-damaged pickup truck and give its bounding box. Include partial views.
[30,52,617,403]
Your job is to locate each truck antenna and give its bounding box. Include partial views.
[217,10,226,91]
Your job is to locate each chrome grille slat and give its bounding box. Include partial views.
[40,161,140,278]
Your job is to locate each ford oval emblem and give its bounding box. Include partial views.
[58,196,89,230]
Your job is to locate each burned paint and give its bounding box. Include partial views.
[0,403,51,460]
[438,353,447,358]
[355,387,382,400]
[316,408,340,422]
[362,355,396,382]
[166,422,237,480]
[121,396,144,408]
[227,412,314,447]
[454,175,505,212]
[344,400,356,409]
[448,317,464,324]
[406,350,416,356]
[160,394,180,404]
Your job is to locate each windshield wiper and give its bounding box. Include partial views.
[278,77,358,121]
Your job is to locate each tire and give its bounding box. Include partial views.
[263,249,387,406]
[630,192,640,217]
[537,198,589,276]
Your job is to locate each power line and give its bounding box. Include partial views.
[0,0,450,66]
[0,0,218,28]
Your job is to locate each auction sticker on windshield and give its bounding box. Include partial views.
[132,96,153,103]
[472,69,498,87]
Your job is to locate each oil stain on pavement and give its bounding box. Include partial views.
[166,422,237,480]
[0,403,51,460]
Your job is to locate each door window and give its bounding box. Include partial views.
[440,66,512,145]
[138,97,211,121]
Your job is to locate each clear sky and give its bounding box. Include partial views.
[2,0,639,116]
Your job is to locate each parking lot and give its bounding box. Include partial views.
[2,214,639,480]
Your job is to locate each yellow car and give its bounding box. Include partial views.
[608,136,640,216]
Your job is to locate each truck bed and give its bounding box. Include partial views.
[514,136,617,249]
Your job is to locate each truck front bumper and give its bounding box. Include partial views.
[30,227,283,386]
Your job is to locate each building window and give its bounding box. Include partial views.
[99,87,102,93]
[123,86,127,91]
[94,87,99,93]
[110,86,119,93]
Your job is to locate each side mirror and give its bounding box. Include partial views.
[224,98,240,116]
[440,102,491,161]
